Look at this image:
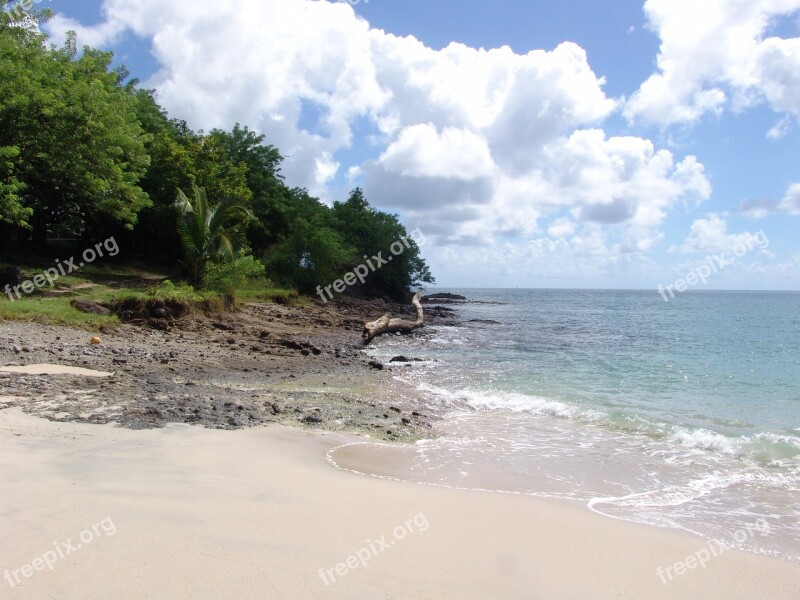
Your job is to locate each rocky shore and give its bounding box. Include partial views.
[0,297,460,441]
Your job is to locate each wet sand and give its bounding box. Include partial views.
[1,408,798,599]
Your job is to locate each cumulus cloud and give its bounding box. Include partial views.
[672,214,769,254]
[626,0,800,127]
[739,182,800,216]
[45,0,713,277]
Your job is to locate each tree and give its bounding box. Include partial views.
[264,188,354,294]
[208,124,288,255]
[331,188,435,300]
[0,19,151,243]
[0,146,29,228]
[175,185,251,287]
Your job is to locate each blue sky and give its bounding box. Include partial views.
[39,0,800,289]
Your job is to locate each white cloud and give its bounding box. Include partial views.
[377,124,494,180]
[739,181,800,216]
[626,0,800,126]
[46,0,713,278]
[778,182,800,213]
[673,214,769,254]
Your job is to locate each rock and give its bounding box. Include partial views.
[0,266,21,288]
[389,355,423,363]
[389,406,401,413]
[72,300,111,315]
[259,330,271,339]
[303,413,323,424]
[421,293,466,303]
[368,360,384,370]
[280,339,305,351]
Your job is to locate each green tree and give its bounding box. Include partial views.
[175,185,251,287]
[208,124,288,255]
[331,189,434,300]
[0,146,29,228]
[131,100,253,263]
[0,18,151,243]
[264,188,354,293]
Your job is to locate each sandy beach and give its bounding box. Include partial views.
[2,407,798,599]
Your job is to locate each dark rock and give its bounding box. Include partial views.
[368,360,384,370]
[303,413,323,424]
[279,339,305,351]
[389,406,401,413]
[71,300,112,315]
[389,356,423,363]
[421,293,466,303]
[0,266,21,288]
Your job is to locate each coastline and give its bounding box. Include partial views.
[0,298,457,440]
[2,299,800,597]
[2,408,798,599]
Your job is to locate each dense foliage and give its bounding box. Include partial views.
[0,10,434,301]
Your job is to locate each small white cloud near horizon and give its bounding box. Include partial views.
[672,214,770,255]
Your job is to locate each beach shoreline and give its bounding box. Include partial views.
[1,408,799,599]
[2,299,800,597]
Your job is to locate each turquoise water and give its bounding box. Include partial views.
[362,289,800,561]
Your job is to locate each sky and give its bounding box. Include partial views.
[31,0,800,289]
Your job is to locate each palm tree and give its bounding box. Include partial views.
[175,185,251,287]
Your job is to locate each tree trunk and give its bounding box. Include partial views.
[362,291,424,344]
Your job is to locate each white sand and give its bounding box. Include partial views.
[1,409,798,599]
[0,364,114,377]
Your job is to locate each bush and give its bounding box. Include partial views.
[203,254,266,296]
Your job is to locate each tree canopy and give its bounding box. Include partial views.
[0,12,434,300]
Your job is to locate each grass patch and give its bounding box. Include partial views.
[234,285,305,306]
[0,296,119,331]
[0,259,309,330]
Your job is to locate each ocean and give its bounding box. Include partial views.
[350,289,800,562]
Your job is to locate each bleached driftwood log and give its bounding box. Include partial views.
[362,291,424,345]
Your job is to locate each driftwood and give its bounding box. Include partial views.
[362,292,425,344]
